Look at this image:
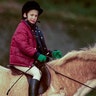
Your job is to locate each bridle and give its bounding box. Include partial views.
[6,66,32,95]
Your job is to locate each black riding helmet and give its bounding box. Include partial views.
[22,0,43,19]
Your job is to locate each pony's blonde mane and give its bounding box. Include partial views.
[48,44,96,66]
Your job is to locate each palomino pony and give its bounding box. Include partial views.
[0,45,96,96]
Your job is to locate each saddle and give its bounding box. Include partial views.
[9,64,51,94]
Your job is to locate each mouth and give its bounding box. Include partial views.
[30,20,35,24]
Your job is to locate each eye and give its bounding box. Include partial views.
[30,14,34,16]
[35,15,38,17]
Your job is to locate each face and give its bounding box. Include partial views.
[24,9,39,24]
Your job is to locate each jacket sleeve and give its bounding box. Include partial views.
[14,29,37,57]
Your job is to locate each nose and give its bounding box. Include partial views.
[31,16,34,20]
[32,15,36,19]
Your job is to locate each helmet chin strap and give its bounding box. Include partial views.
[37,20,40,23]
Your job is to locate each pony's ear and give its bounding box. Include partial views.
[23,13,27,18]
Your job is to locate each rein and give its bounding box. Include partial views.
[6,66,32,95]
[47,64,96,90]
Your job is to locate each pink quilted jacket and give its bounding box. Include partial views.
[10,20,37,67]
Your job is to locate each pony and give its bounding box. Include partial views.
[0,45,96,96]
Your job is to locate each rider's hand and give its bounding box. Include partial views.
[52,50,62,59]
[37,54,47,62]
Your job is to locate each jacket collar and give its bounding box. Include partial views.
[22,19,36,31]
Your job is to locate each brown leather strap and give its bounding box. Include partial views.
[38,65,51,94]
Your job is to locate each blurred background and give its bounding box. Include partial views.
[0,0,96,95]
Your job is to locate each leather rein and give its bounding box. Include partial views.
[47,64,96,90]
